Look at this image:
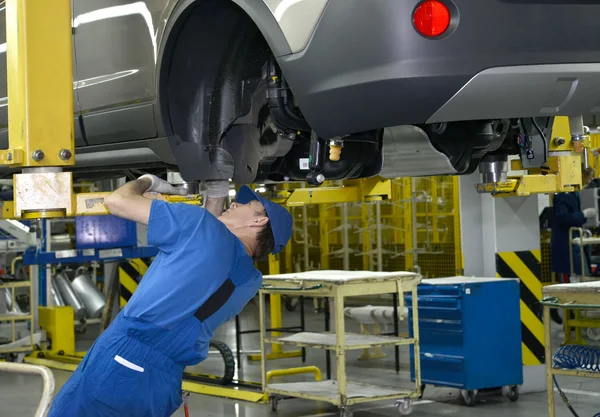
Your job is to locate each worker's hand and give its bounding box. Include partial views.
[138,174,188,196]
[583,208,597,219]
[205,180,230,199]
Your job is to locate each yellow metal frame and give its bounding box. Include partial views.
[563,227,600,345]
[259,273,422,409]
[269,178,393,207]
[0,279,34,354]
[542,284,600,417]
[477,116,588,197]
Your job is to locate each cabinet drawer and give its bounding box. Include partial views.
[417,353,466,388]
[419,319,464,347]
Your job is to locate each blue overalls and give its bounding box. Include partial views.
[48,200,262,416]
[551,192,591,278]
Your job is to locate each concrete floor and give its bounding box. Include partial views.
[2,300,600,417]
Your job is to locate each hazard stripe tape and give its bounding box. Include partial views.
[496,250,545,365]
[118,260,148,308]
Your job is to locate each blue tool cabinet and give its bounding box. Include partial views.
[407,277,523,406]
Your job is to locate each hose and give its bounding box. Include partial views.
[552,345,600,417]
[553,345,600,372]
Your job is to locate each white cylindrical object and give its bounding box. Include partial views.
[344,306,378,325]
[50,279,65,307]
[54,273,86,321]
[371,307,395,325]
[71,273,106,319]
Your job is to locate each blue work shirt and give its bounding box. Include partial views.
[123,200,262,363]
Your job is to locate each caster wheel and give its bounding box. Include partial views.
[270,396,278,412]
[506,385,519,402]
[396,399,413,415]
[340,407,353,417]
[419,384,426,399]
[461,390,478,407]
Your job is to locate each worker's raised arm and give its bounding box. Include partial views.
[104,175,187,225]
[204,180,230,218]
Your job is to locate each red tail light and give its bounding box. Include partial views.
[413,0,451,38]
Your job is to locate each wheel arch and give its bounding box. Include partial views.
[155,0,291,140]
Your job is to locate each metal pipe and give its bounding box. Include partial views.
[342,203,350,270]
[376,201,383,271]
[0,362,55,417]
[45,220,52,307]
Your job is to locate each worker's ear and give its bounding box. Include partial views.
[248,216,269,228]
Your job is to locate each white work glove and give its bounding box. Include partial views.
[205,180,230,198]
[583,208,597,219]
[138,174,188,196]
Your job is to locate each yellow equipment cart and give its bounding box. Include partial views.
[259,270,422,417]
[542,281,600,417]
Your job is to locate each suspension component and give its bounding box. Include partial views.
[265,58,310,134]
[329,138,343,162]
[307,132,326,186]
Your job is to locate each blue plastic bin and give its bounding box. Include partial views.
[75,215,137,249]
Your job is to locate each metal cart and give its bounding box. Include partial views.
[567,227,600,343]
[259,270,422,417]
[541,281,600,417]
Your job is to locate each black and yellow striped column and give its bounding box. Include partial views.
[496,250,545,365]
[118,259,150,308]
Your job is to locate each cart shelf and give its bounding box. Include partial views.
[266,380,413,406]
[266,332,414,350]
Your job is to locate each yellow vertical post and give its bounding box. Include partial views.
[319,205,330,269]
[249,254,302,361]
[268,254,283,354]
[5,0,75,167]
[452,176,463,275]
[403,179,415,271]
[392,182,400,245]
[431,179,439,244]
[361,204,371,270]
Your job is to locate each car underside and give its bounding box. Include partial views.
[1,0,599,188]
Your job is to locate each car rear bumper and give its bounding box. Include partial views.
[277,0,600,138]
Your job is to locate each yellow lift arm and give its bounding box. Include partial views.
[476,116,590,197]
[267,178,393,207]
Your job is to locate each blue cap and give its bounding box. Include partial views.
[236,185,293,255]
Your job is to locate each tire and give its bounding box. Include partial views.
[396,399,412,415]
[209,340,235,385]
[418,384,426,399]
[270,396,278,412]
[506,385,519,402]
[461,390,478,407]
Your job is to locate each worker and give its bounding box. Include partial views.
[48,175,293,417]
[551,166,596,287]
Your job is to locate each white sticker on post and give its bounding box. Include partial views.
[299,158,310,170]
[82,249,95,257]
[55,250,77,259]
[99,249,123,259]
